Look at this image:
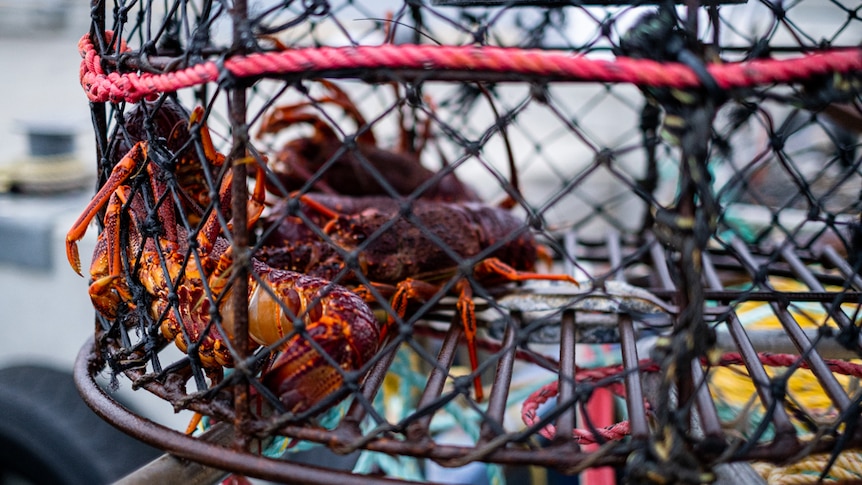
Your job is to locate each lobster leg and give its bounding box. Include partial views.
[471,257,580,287]
[194,160,266,255]
[387,259,579,402]
[462,257,580,400]
[188,106,226,167]
[454,279,485,402]
[66,107,229,276]
[257,81,376,147]
[387,278,440,334]
[351,282,398,306]
[66,142,148,275]
[186,105,267,253]
[87,186,135,319]
[385,278,487,401]
[314,80,377,147]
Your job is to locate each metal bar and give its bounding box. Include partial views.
[432,0,746,5]
[689,361,724,443]
[610,230,648,442]
[648,235,675,288]
[74,341,417,485]
[649,235,724,442]
[820,245,862,291]
[480,314,518,442]
[115,425,233,485]
[779,244,859,337]
[730,239,852,412]
[564,231,578,278]
[702,254,798,439]
[229,0,252,451]
[344,343,400,427]
[555,231,584,443]
[772,304,852,411]
[88,0,107,188]
[714,328,861,360]
[618,315,649,440]
[555,310,578,442]
[406,322,462,442]
[606,229,624,281]
[780,242,862,361]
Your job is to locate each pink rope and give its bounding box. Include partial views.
[521,352,862,443]
[78,32,862,103]
[522,380,635,444]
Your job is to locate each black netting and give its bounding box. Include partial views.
[70,1,862,483]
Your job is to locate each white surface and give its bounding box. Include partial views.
[0,7,194,431]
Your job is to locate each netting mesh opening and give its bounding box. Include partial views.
[67,1,862,484]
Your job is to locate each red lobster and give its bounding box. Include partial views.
[255,80,479,202]
[66,106,380,414]
[257,193,579,401]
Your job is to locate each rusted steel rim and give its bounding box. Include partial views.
[72,339,420,485]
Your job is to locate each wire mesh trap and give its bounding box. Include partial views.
[69,1,862,484]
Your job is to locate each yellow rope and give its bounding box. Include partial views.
[756,451,862,484]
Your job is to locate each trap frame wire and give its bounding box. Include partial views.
[70,0,862,483]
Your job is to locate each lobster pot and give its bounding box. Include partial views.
[72,1,862,484]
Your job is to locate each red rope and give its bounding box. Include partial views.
[522,379,636,443]
[521,352,862,444]
[78,32,862,104]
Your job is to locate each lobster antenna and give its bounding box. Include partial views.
[477,83,521,209]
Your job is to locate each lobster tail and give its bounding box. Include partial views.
[262,314,378,414]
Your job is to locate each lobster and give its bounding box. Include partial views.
[254,80,479,202]
[256,193,580,401]
[108,97,228,223]
[66,108,381,414]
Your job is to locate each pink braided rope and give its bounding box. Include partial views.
[522,379,635,443]
[78,32,862,104]
[521,352,862,443]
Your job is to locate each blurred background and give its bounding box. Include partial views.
[0,2,94,372]
[0,2,188,484]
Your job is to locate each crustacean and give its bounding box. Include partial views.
[106,97,229,224]
[66,107,380,414]
[254,80,479,202]
[256,193,580,401]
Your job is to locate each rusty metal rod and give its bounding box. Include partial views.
[689,361,724,443]
[228,0,252,452]
[608,230,648,441]
[714,328,861,360]
[345,342,401,427]
[618,315,649,440]
[74,340,416,485]
[406,322,462,442]
[779,244,858,337]
[480,314,518,442]
[648,234,675,287]
[731,238,852,412]
[648,235,724,439]
[702,254,797,438]
[555,310,578,443]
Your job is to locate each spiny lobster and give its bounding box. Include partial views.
[66,104,380,414]
[255,80,479,202]
[257,193,580,401]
